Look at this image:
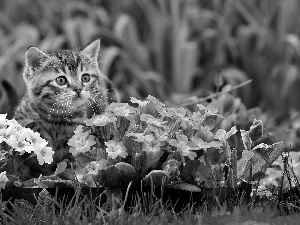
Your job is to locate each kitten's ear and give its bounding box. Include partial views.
[25,47,49,73]
[82,39,100,62]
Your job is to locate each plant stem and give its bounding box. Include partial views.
[177,79,253,107]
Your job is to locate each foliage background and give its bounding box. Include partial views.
[2,1,300,222]
[1,0,300,123]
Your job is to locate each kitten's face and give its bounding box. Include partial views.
[23,40,107,123]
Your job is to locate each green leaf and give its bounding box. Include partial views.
[192,136,222,150]
[167,182,202,192]
[238,153,266,181]
[143,170,169,187]
[55,160,68,174]
[248,119,263,142]
[180,159,200,184]
[267,141,285,165]
[215,129,226,141]
[240,130,252,151]
[252,143,271,162]
[225,126,238,139]
[197,104,206,111]
[203,114,218,130]
[144,146,164,170]
[195,162,215,188]
[75,153,93,168]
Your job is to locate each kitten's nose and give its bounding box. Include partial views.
[74,88,82,97]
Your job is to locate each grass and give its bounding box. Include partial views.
[1,173,300,225]
[1,187,300,225]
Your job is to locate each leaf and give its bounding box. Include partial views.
[251,161,265,180]
[195,162,215,188]
[267,141,285,165]
[248,119,263,142]
[203,114,218,130]
[239,149,268,181]
[167,182,202,192]
[143,170,169,187]
[215,129,226,141]
[145,147,164,170]
[225,126,238,139]
[192,136,222,150]
[211,164,224,185]
[197,104,206,111]
[252,143,271,162]
[75,153,93,168]
[240,130,252,151]
[100,166,123,187]
[238,159,252,180]
[207,105,219,115]
[242,150,254,161]
[213,126,236,142]
[55,160,68,174]
[238,150,255,180]
[180,159,200,184]
[238,159,266,182]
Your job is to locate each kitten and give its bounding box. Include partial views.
[13,40,107,180]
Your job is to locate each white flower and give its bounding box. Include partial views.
[0,171,8,189]
[126,132,148,142]
[177,141,197,160]
[142,134,164,153]
[85,113,117,127]
[0,114,55,165]
[163,159,181,175]
[215,126,237,141]
[25,128,45,145]
[84,159,108,175]
[140,114,168,128]
[130,97,149,107]
[105,140,128,159]
[0,123,17,140]
[169,133,197,160]
[33,142,54,165]
[107,103,136,117]
[0,114,7,128]
[68,126,96,156]
[5,131,31,155]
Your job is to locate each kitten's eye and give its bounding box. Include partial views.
[81,73,91,83]
[56,76,67,86]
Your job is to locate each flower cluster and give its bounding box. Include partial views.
[68,125,96,156]
[0,114,54,165]
[68,95,255,189]
[0,94,288,194]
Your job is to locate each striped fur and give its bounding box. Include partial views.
[13,40,107,180]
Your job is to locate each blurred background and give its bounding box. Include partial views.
[1,0,300,136]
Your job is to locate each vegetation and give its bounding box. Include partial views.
[1,0,300,224]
